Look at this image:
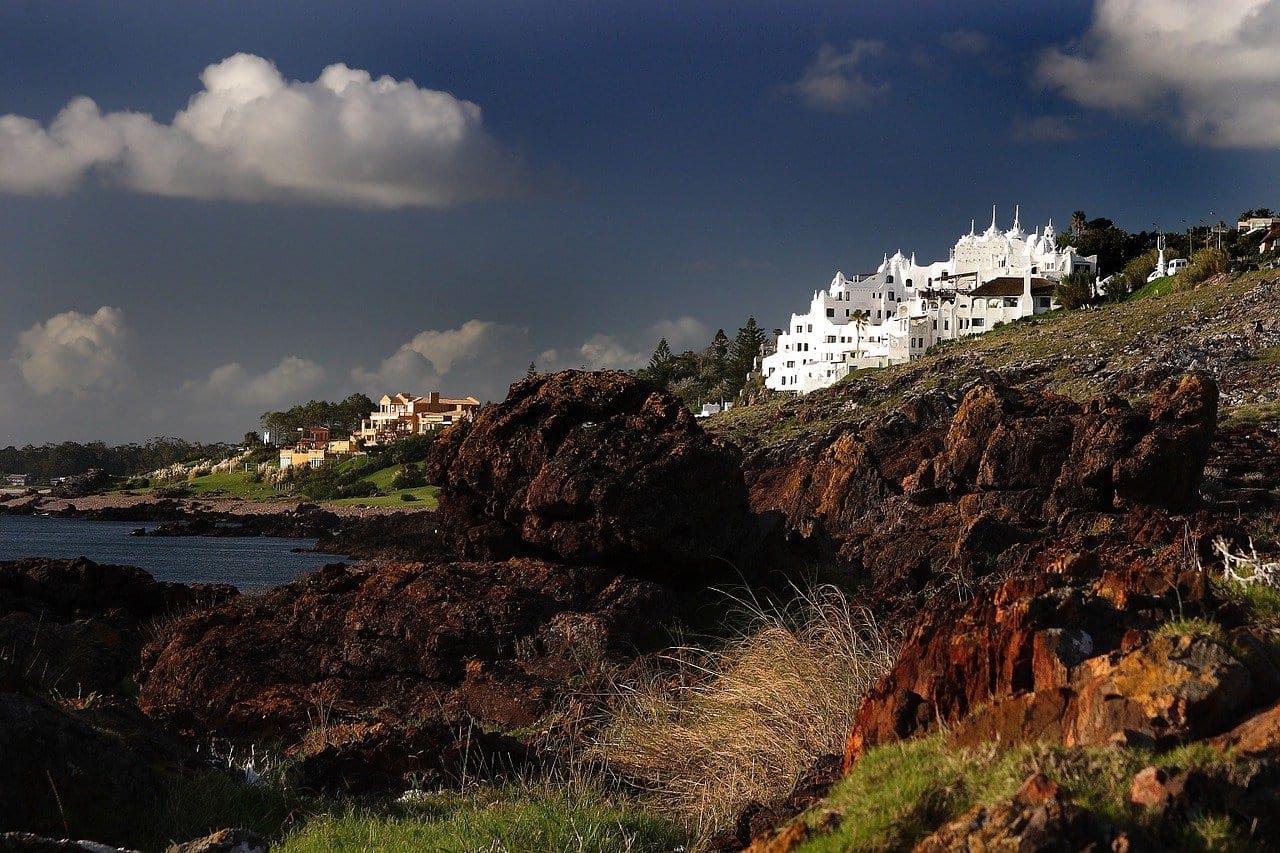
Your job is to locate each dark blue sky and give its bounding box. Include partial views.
[2,1,1277,443]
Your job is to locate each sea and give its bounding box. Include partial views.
[0,514,326,589]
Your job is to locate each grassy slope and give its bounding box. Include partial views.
[707,271,1280,451]
[114,463,440,509]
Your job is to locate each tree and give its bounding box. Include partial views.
[525,362,538,379]
[1239,208,1274,220]
[849,309,870,357]
[711,329,730,385]
[1053,269,1094,309]
[1071,210,1087,235]
[730,318,766,385]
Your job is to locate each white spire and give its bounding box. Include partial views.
[1013,204,1021,230]
[991,204,997,230]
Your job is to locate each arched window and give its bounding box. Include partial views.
[886,275,894,284]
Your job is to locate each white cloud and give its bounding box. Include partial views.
[939,30,992,56]
[12,306,130,395]
[187,355,326,407]
[0,53,525,207]
[353,319,530,401]
[539,316,712,372]
[1037,0,1280,147]
[789,41,888,112]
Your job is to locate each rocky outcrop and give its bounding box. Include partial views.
[912,773,1124,852]
[843,524,1278,763]
[139,559,677,741]
[0,558,236,696]
[0,693,167,846]
[743,374,1218,601]
[427,371,754,579]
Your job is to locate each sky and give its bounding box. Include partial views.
[2,0,1279,444]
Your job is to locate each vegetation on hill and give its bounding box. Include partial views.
[708,270,1280,450]
[259,393,374,441]
[636,317,768,410]
[0,438,236,483]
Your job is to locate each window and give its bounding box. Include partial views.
[826,308,835,317]
[827,335,837,343]
[795,325,802,333]
[1004,297,1018,307]
[876,310,882,319]
[807,324,813,332]
[845,309,850,317]
[888,292,895,301]
[886,275,894,284]
[971,318,984,328]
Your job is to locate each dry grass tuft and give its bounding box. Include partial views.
[591,583,899,829]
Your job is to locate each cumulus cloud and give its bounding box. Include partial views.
[187,355,326,407]
[939,29,991,56]
[12,306,130,395]
[788,41,888,112]
[1037,0,1280,147]
[539,316,712,372]
[0,53,525,207]
[353,319,530,401]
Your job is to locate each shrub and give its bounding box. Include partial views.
[1176,248,1229,288]
[400,492,419,502]
[391,463,427,490]
[591,584,899,827]
[1053,269,1094,309]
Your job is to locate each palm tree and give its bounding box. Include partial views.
[850,310,870,360]
[1071,210,1087,235]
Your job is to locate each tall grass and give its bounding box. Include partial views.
[592,583,899,829]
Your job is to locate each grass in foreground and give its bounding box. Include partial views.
[593,584,899,829]
[327,485,439,508]
[279,783,690,853]
[796,735,1255,852]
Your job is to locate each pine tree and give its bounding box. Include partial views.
[645,338,673,386]
[711,329,730,385]
[730,318,765,387]
[525,362,538,379]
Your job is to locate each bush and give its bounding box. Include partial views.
[388,434,436,466]
[1176,248,1230,288]
[399,492,419,502]
[391,463,427,490]
[1053,269,1094,309]
[592,584,899,827]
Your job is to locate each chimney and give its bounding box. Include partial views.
[430,391,440,404]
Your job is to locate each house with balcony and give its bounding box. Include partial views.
[354,392,482,445]
[278,426,363,469]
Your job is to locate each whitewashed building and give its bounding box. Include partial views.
[762,208,1097,393]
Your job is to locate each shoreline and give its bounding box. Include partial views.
[0,491,427,521]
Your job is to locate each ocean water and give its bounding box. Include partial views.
[0,514,326,589]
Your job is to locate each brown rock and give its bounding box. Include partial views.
[0,692,169,847]
[427,370,753,578]
[139,558,677,743]
[164,829,267,853]
[1210,699,1280,756]
[0,557,236,697]
[1064,634,1251,747]
[913,773,1121,852]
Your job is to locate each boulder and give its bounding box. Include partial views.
[0,693,164,847]
[1064,634,1251,747]
[139,558,677,743]
[0,558,236,697]
[426,371,752,578]
[742,375,1218,607]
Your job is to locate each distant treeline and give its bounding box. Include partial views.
[0,438,236,482]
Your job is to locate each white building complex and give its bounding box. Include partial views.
[762,208,1098,393]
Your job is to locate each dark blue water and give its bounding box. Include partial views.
[0,514,325,589]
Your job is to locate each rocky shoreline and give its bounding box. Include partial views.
[3,355,1279,850]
